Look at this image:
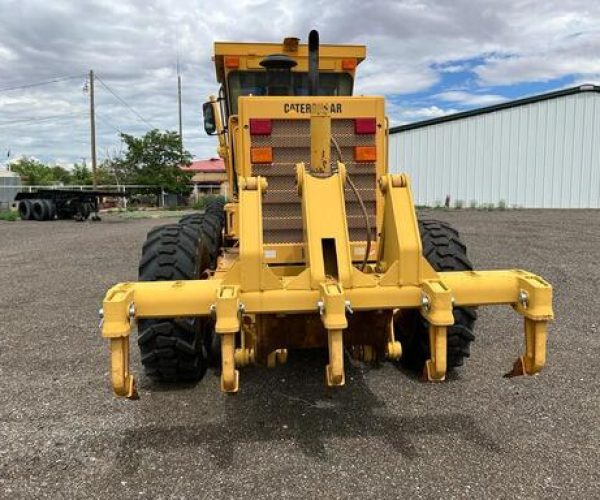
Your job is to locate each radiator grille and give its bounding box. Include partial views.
[251,119,377,244]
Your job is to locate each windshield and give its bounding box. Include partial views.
[227,71,353,114]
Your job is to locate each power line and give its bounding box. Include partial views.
[0,74,85,93]
[94,75,156,128]
[0,111,86,127]
[95,112,123,134]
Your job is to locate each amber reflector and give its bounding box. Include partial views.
[354,146,377,162]
[342,58,356,70]
[225,56,240,68]
[251,146,273,164]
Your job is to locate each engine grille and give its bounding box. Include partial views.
[251,119,377,244]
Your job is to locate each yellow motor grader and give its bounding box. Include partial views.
[100,31,553,398]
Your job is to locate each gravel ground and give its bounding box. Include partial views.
[0,210,598,499]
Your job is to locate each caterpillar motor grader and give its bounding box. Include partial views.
[100,31,553,398]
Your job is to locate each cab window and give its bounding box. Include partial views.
[227,71,353,114]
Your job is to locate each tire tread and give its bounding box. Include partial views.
[395,219,477,371]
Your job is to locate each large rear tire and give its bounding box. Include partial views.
[31,199,48,221]
[205,196,226,224]
[178,199,226,364]
[74,201,91,221]
[137,219,222,382]
[395,219,477,371]
[178,198,225,268]
[42,199,56,220]
[18,200,33,220]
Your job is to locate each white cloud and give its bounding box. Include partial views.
[387,103,458,127]
[0,45,17,62]
[438,64,470,74]
[355,63,438,95]
[473,14,600,85]
[435,90,508,106]
[403,106,457,119]
[0,0,598,165]
[475,50,600,85]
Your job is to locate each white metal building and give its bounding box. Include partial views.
[389,85,600,208]
[0,170,22,211]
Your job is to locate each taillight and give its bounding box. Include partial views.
[251,146,273,164]
[354,118,376,135]
[249,119,272,135]
[354,146,377,162]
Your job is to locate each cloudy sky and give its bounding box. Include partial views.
[0,0,599,168]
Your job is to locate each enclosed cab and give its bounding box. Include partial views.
[205,36,384,266]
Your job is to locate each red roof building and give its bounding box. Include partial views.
[180,158,226,184]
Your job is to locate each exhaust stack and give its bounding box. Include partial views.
[308,30,319,96]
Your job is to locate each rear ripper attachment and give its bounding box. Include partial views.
[100,31,553,398]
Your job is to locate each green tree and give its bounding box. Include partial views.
[9,157,54,185]
[70,163,93,185]
[50,165,72,185]
[112,129,192,194]
[95,163,118,186]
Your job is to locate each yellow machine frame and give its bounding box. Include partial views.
[211,40,365,189]
[101,37,553,398]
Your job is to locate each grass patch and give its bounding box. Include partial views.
[115,209,197,220]
[0,211,18,221]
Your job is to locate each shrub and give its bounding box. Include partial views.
[0,211,18,221]
[192,194,226,211]
[454,199,464,209]
[192,198,205,210]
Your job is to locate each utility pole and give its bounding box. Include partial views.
[177,57,183,157]
[89,69,98,188]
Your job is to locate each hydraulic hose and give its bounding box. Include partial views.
[331,136,372,271]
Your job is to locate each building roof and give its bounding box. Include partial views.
[389,84,600,134]
[180,158,225,173]
[0,170,20,177]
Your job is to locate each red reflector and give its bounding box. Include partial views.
[249,119,272,135]
[355,118,377,134]
[354,146,377,162]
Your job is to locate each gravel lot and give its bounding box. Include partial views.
[0,210,598,498]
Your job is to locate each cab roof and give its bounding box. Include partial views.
[213,39,366,83]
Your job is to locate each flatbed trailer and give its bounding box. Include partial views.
[14,189,126,221]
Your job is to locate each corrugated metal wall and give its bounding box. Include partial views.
[389,91,600,208]
[0,172,22,210]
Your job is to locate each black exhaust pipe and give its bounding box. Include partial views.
[308,30,319,96]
